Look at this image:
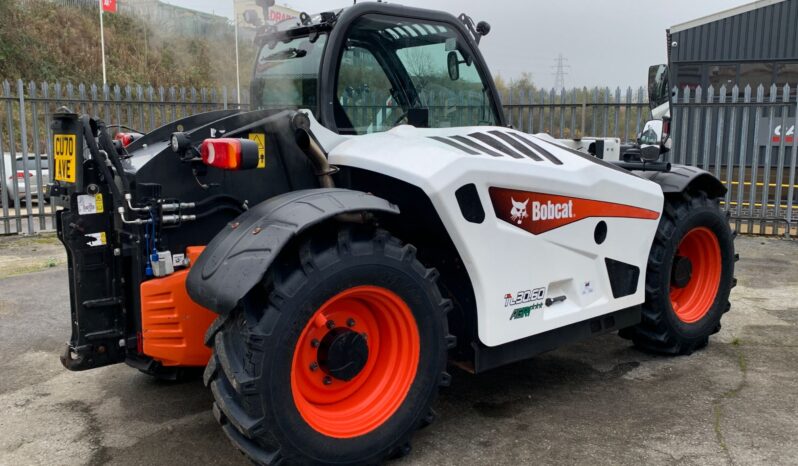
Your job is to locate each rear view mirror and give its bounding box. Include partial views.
[638,119,666,161]
[447,51,460,81]
[648,64,670,111]
[638,120,663,146]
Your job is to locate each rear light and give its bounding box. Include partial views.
[10,171,33,180]
[200,138,260,170]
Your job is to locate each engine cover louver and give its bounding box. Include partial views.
[428,131,562,165]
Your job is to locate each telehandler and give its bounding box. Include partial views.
[51,3,735,464]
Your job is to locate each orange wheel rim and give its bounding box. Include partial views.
[670,227,722,323]
[290,286,420,438]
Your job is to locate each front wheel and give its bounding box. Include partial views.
[622,189,736,355]
[204,226,453,465]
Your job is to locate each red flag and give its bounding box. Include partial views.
[101,0,117,13]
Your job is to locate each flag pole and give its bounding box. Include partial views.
[99,0,107,86]
[234,1,241,105]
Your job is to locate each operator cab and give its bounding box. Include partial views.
[250,3,504,136]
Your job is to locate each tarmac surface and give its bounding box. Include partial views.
[0,235,796,465]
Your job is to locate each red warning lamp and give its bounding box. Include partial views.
[200,138,260,170]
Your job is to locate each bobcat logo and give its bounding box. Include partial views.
[510,198,529,224]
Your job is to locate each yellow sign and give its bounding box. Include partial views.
[249,133,266,168]
[95,194,104,214]
[53,134,77,183]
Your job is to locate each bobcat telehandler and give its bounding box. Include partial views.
[50,3,735,464]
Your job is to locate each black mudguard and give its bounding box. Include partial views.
[639,164,727,198]
[186,188,399,314]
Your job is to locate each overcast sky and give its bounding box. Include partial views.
[165,0,752,89]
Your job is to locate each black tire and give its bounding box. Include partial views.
[204,226,454,465]
[2,189,17,209]
[622,189,736,355]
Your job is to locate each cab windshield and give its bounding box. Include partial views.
[251,34,327,115]
[335,14,500,134]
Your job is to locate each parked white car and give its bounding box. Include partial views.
[1,153,50,208]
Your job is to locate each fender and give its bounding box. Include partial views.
[639,164,727,198]
[186,188,399,314]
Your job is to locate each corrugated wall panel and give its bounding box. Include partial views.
[672,0,798,63]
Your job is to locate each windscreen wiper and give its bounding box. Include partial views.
[262,48,308,61]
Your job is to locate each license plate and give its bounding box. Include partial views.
[54,134,77,183]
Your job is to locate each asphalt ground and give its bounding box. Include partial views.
[0,235,796,465]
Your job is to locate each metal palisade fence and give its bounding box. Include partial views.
[670,84,797,237]
[341,86,651,140]
[0,79,244,235]
[2,80,797,237]
[501,87,650,142]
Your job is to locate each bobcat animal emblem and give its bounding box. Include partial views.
[510,198,529,224]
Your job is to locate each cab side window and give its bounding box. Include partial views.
[336,45,397,134]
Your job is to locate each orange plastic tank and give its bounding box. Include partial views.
[140,247,216,366]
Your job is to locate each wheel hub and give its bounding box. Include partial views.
[671,255,693,288]
[291,286,421,438]
[317,327,369,381]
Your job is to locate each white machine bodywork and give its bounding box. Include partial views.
[550,136,622,161]
[310,116,664,347]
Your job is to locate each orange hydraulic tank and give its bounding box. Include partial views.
[140,247,215,367]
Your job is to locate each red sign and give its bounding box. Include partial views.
[268,9,296,22]
[489,188,660,235]
[101,0,117,13]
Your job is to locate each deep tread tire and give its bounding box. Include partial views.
[205,226,452,465]
[625,189,735,355]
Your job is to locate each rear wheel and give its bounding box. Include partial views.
[623,189,736,354]
[205,226,453,465]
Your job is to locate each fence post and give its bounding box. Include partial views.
[786,85,798,236]
[17,79,34,234]
[702,85,715,171]
[613,87,620,141]
[760,85,777,233]
[147,86,155,131]
[635,87,645,140]
[507,88,513,127]
[42,81,57,228]
[4,80,23,233]
[580,98,586,138]
[713,86,727,180]
[747,85,763,232]
[137,84,145,132]
[569,89,576,138]
[623,87,632,142]
[725,86,739,219]
[735,85,752,233]
[28,81,46,230]
[559,90,566,138]
[774,84,791,235]
[689,86,703,167]
[0,82,9,234]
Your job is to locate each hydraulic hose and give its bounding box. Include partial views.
[190,194,247,210]
[193,203,245,220]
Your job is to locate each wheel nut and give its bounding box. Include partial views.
[309,362,319,372]
[326,320,335,329]
[323,376,332,385]
[347,318,356,327]
[311,338,320,348]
